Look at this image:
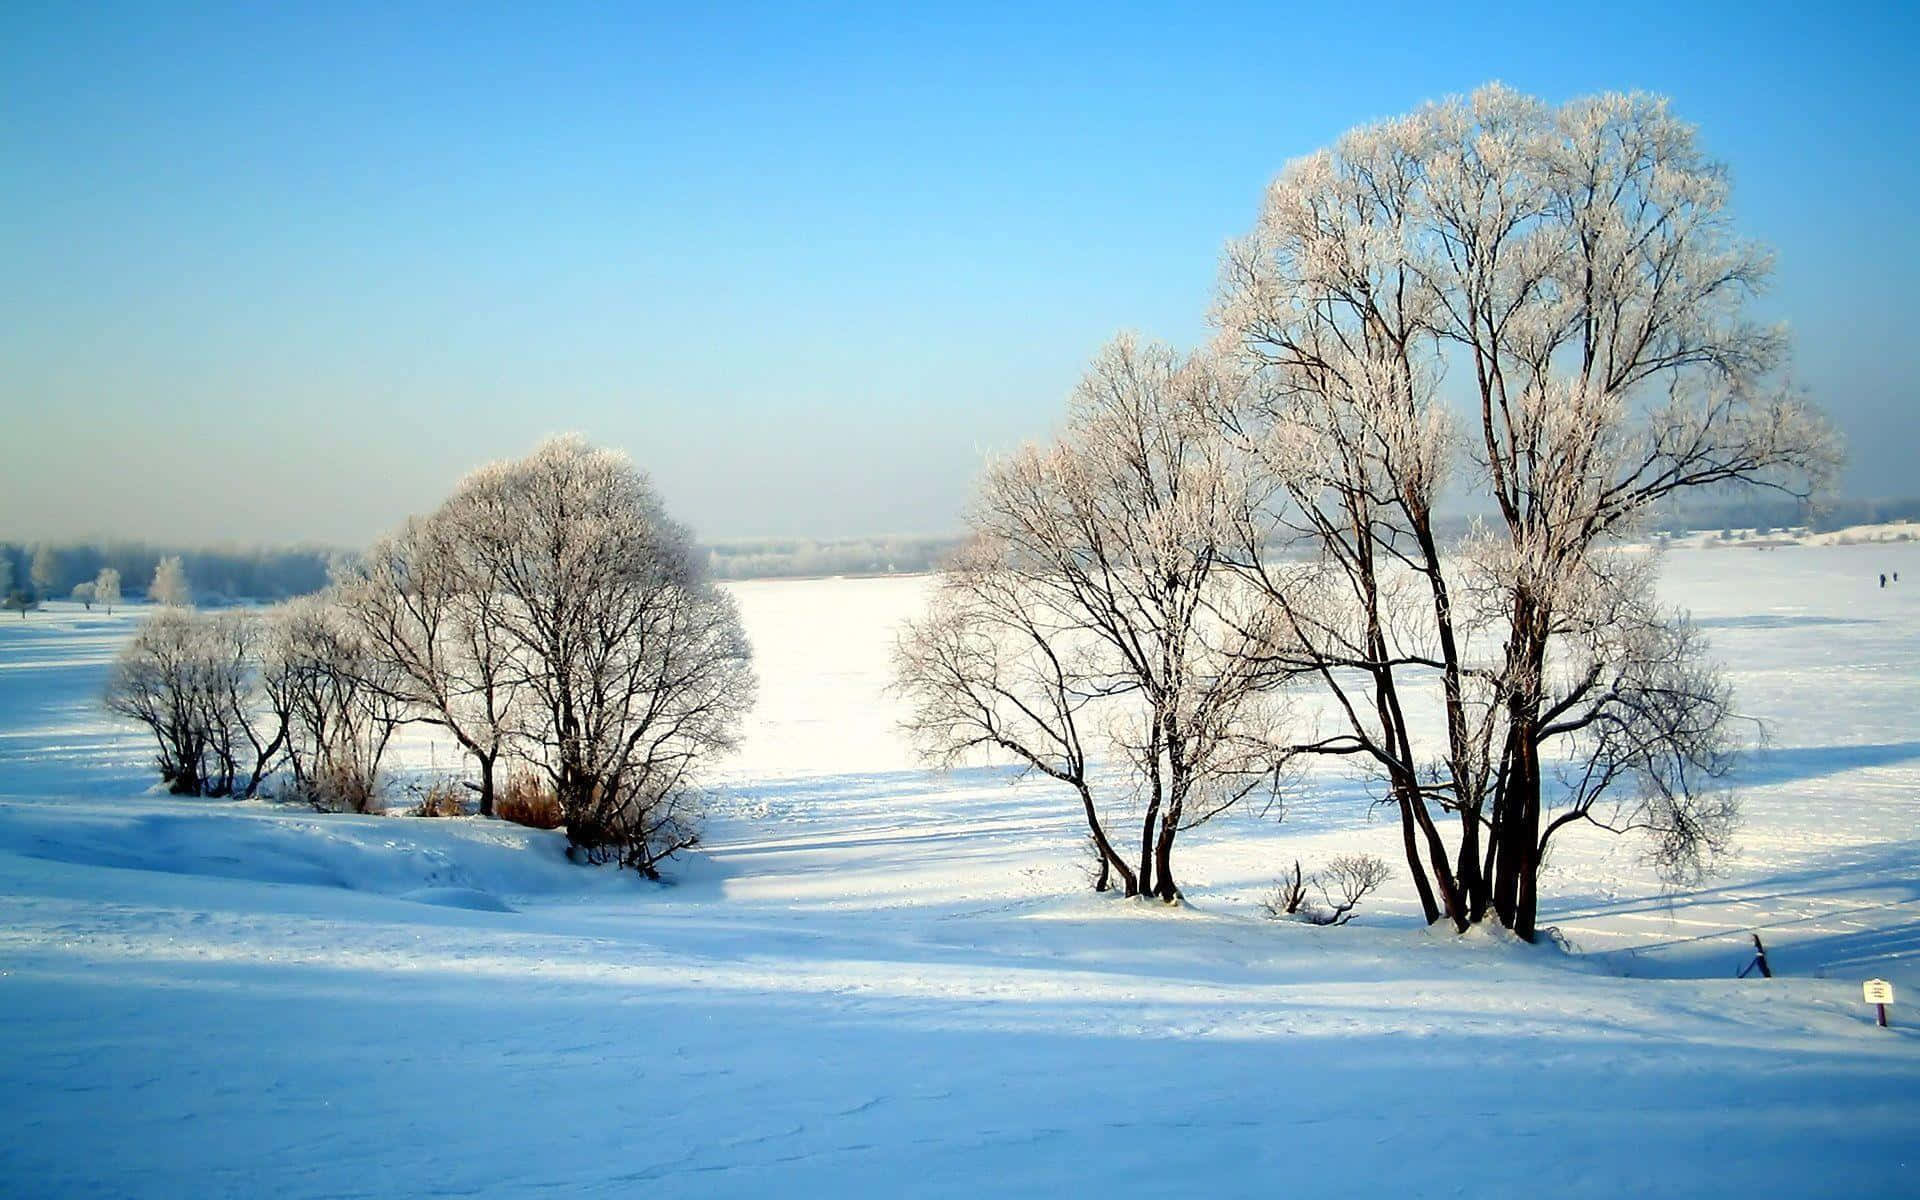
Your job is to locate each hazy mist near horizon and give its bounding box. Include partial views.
[4,2,1915,547]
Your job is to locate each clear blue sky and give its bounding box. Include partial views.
[3,1,1915,544]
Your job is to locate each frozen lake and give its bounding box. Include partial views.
[1,542,1916,1196]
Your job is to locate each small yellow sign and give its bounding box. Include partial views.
[1863,979,1895,1005]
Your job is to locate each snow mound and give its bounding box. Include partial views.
[0,799,647,903]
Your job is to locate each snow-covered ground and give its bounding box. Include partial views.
[2,545,1917,1197]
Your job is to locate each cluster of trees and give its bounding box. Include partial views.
[0,542,334,607]
[105,438,755,876]
[0,547,128,617]
[2,547,191,617]
[896,85,1837,939]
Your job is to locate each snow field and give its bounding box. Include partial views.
[1,543,1917,1196]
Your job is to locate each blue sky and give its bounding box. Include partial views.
[3,1,1915,543]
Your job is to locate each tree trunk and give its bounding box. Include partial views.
[1076,783,1136,896]
[477,753,497,819]
[1456,807,1485,920]
[1396,785,1441,924]
[1152,816,1179,903]
[1490,644,1547,939]
[1511,737,1544,942]
[169,760,202,796]
[1471,818,1497,923]
[1137,775,1162,900]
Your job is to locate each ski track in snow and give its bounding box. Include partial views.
[1,545,1917,1196]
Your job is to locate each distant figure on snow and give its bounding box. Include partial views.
[1880,573,1887,588]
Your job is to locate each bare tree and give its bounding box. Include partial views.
[437,437,754,875]
[273,597,408,813]
[1215,84,1838,939]
[335,516,523,817]
[107,610,216,794]
[203,610,293,799]
[149,555,191,607]
[104,609,285,797]
[896,336,1294,901]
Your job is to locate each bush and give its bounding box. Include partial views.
[1262,854,1390,926]
[1260,860,1312,918]
[496,771,563,829]
[410,778,467,818]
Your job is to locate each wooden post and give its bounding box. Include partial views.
[1878,1003,1889,1028]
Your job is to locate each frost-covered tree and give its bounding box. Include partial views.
[1215,84,1839,938]
[435,437,754,874]
[149,555,191,607]
[104,609,287,797]
[30,545,60,601]
[72,581,96,609]
[95,568,121,615]
[896,337,1294,901]
[0,551,19,619]
[106,610,213,793]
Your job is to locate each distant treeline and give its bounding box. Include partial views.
[1647,495,1920,535]
[10,502,1920,603]
[0,541,339,605]
[0,534,971,602]
[703,534,967,580]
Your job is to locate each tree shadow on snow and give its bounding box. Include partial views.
[1733,740,1920,787]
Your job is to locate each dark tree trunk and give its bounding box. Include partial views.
[168,761,202,796]
[1456,808,1485,921]
[1490,641,1547,939]
[1396,786,1441,924]
[1511,743,1543,942]
[1076,783,1136,896]
[477,753,497,819]
[1471,819,1498,923]
[1152,817,1179,903]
